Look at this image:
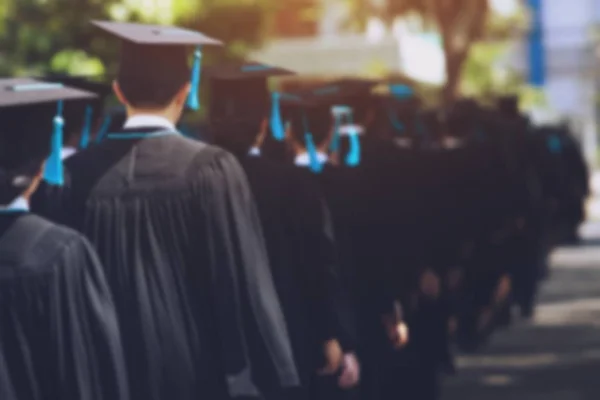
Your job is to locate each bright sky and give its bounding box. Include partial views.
[489,0,520,17]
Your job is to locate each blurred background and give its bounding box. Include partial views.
[2,0,600,167]
[3,1,600,399]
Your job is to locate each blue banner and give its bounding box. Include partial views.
[528,0,546,86]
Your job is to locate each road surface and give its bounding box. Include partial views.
[442,220,600,400]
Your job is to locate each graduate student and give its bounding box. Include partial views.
[206,61,360,400]
[280,83,411,400]
[0,78,128,400]
[32,21,299,400]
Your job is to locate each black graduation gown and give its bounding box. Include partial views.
[0,212,128,400]
[32,127,299,400]
[237,155,354,398]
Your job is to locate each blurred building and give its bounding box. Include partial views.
[512,0,599,165]
[252,0,406,79]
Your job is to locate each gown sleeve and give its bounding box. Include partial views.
[197,150,299,396]
[297,182,356,353]
[54,234,129,400]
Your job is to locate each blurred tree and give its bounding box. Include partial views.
[460,41,523,103]
[347,0,528,103]
[0,0,120,76]
[0,0,277,76]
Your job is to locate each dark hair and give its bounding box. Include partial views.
[287,105,331,147]
[117,75,188,109]
[117,43,190,108]
[0,104,53,204]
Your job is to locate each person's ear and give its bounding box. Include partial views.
[173,83,191,108]
[113,81,127,105]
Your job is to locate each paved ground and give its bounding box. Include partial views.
[442,222,600,400]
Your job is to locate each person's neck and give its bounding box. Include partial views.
[126,107,178,125]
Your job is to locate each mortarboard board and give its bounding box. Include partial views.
[0,78,96,198]
[205,61,295,141]
[91,20,222,111]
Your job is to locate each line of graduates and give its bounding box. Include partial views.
[0,20,589,400]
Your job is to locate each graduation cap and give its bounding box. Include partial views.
[308,78,378,105]
[0,78,96,197]
[91,20,222,111]
[41,75,113,149]
[205,61,295,141]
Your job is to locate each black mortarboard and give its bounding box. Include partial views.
[91,20,223,111]
[41,75,113,149]
[205,61,295,140]
[306,78,378,105]
[0,78,96,200]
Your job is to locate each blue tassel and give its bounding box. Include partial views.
[305,133,323,174]
[79,105,93,149]
[43,101,65,186]
[270,92,285,141]
[547,134,562,154]
[329,115,342,153]
[390,84,414,99]
[345,127,361,167]
[95,115,112,143]
[387,108,406,133]
[186,46,202,110]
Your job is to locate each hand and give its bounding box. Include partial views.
[448,316,458,335]
[383,319,409,349]
[447,267,463,291]
[477,307,493,333]
[494,275,512,305]
[516,217,526,231]
[420,269,441,299]
[317,339,343,376]
[338,353,360,389]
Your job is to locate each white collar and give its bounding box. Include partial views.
[248,147,261,157]
[61,147,77,160]
[124,115,176,130]
[0,196,29,212]
[294,151,328,167]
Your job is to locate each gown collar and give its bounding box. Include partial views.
[124,115,176,131]
[61,146,77,160]
[0,196,29,213]
[294,151,328,167]
[248,146,261,157]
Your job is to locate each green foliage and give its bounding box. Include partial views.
[460,41,523,101]
[0,0,119,75]
[0,0,275,77]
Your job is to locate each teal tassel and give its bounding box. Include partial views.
[387,108,406,133]
[79,105,93,149]
[270,92,285,141]
[43,101,65,186]
[329,115,342,153]
[95,115,112,143]
[305,133,323,174]
[345,127,361,167]
[547,134,562,154]
[390,84,414,99]
[186,46,202,110]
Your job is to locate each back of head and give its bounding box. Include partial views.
[0,104,54,204]
[118,44,190,108]
[286,104,331,147]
